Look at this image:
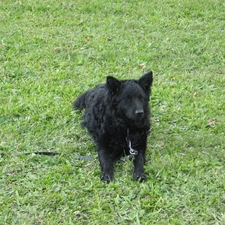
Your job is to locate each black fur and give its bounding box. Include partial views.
[73,71,153,182]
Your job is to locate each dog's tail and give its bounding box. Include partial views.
[73,91,89,110]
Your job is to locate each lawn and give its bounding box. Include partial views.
[1,0,225,224]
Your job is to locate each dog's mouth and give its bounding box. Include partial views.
[125,110,144,123]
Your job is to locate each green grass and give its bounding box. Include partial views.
[1,0,225,224]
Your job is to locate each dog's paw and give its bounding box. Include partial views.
[100,172,113,183]
[133,172,147,182]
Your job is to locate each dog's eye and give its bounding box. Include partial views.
[126,96,132,101]
[138,95,143,99]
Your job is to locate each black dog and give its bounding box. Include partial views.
[73,71,153,182]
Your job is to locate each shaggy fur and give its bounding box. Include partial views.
[73,71,153,182]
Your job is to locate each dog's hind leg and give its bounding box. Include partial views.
[98,149,114,183]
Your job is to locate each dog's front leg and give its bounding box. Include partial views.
[133,151,147,182]
[98,149,114,183]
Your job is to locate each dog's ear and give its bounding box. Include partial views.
[106,76,121,93]
[138,71,153,95]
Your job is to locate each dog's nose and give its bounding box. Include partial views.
[135,110,144,116]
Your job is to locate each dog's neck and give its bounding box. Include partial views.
[126,129,138,155]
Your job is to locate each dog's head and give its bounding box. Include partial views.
[106,71,153,125]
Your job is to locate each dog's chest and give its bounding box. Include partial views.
[107,131,128,151]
